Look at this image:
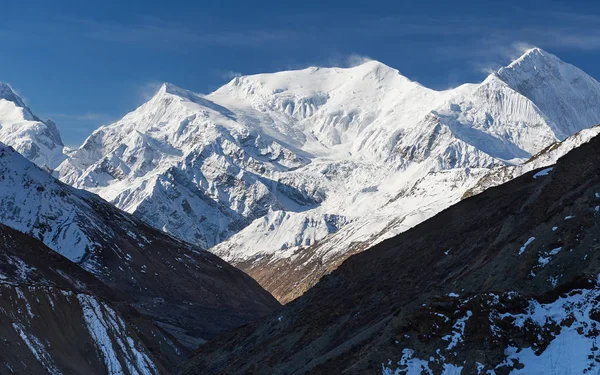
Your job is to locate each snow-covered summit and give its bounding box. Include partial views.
[0,82,31,111]
[210,60,439,159]
[0,82,65,169]
[495,48,600,138]
[501,47,551,69]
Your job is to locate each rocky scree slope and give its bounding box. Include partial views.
[0,142,280,350]
[180,130,600,374]
[48,48,600,303]
[0,223,177,374]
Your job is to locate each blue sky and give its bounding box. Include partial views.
[3,0,600,146]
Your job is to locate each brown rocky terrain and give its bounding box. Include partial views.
[237,238,376,304]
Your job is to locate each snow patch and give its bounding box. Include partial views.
[532,167,553,178]
[519,237,535,255]
[77,294,159,375]
[13,323,62,374]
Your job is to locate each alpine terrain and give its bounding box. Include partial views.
[179,121,600,374]
[51,48,600,303]
[0,222,177,374]
[0,83,65,169]
[1,43,600,375]
[0,141,280,357]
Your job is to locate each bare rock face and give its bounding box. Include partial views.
[179,131,600,374]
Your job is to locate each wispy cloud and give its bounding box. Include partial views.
[16,10,600,67]
[345,54,373,67]
[464,41,536,75]
[7,8,600,94]
[219,70,242,80]
[541,30,600,51]
[140,81,164,99]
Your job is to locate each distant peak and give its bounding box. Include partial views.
[502,47,560,71]
[159,82,187,94]
[154,82,200,100]
[337,59,397,74]
[0,82,14,92]
[491,47,574,88]
[520,47,545,57]
[0,82,27,108]
[356,59,386,68]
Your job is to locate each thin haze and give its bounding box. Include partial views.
[1,0,600,146]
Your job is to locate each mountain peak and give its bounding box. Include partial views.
[301,59,400,79]
[515,47,546,60]
[353,59,392,69]
[157,82,196,97]
[499,47,562,74]
[0,82,28,108]
[148,82,205,105]
[349,59,404,77]
[0,83,65,168]
[494,47,573,85]
[492,46,600,140]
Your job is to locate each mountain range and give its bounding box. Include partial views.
[31,47,600,303]
[2,47,600,373]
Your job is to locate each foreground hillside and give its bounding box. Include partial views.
[180,130,600,373]
[0,223,177,374]
[0,142,280,350]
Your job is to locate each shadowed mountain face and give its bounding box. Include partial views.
[0,223,179,374]
[0,142,280,352]
[180,132,600,374]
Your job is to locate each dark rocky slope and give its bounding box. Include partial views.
[0,223,178,374]
[0,142,280,351]
[180,130,600,374]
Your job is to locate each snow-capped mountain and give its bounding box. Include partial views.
[0,142,279,348]
[58,82,318,249]
[0,83,65,169]
[56,48,600,302]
